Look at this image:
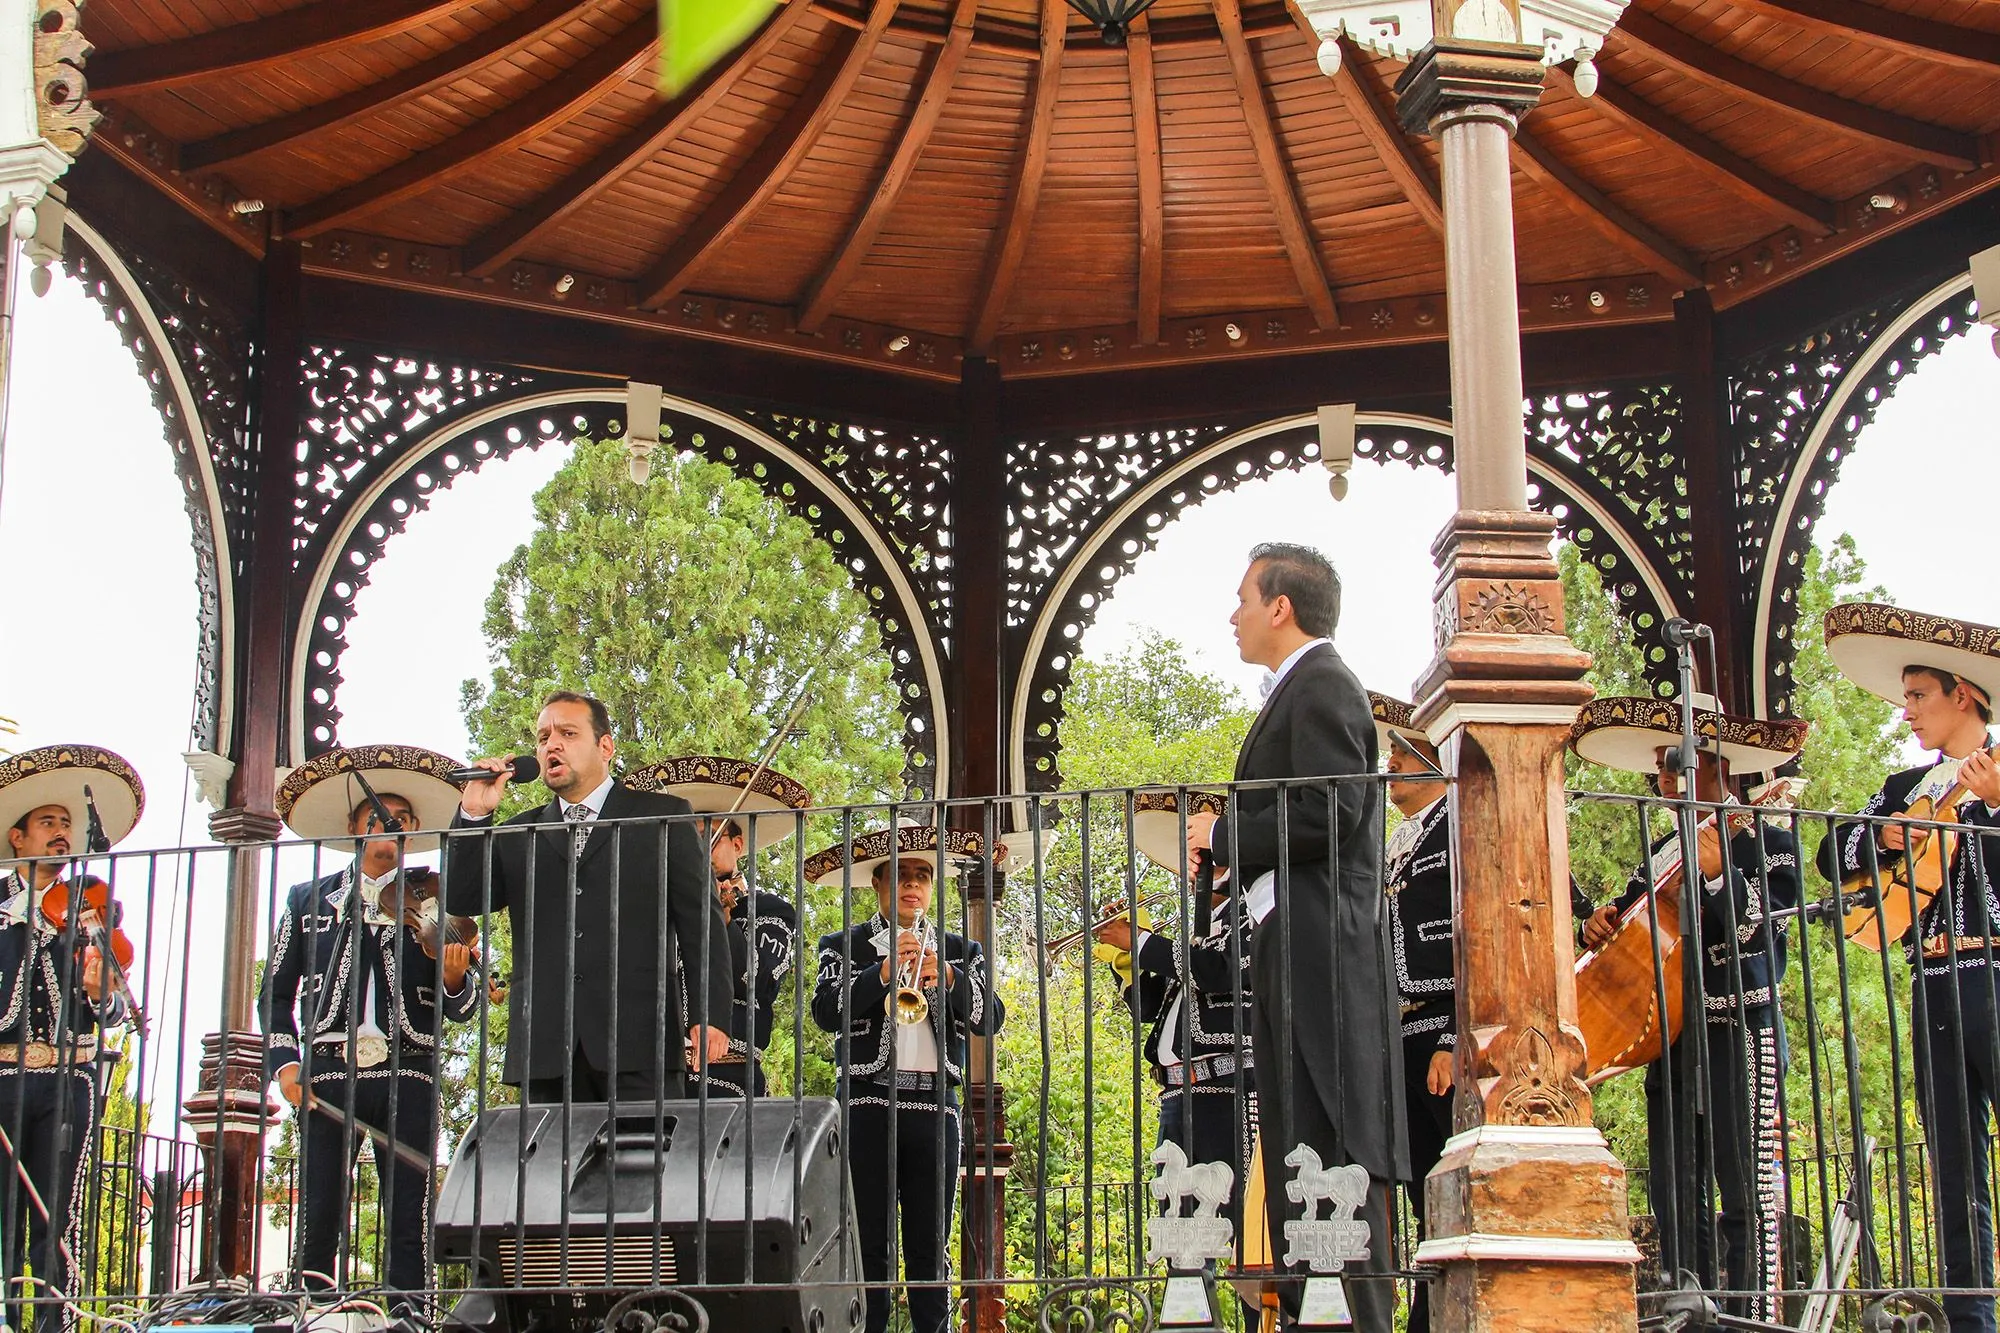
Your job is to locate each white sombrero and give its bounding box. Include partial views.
[0,744,145,854]
[1129,789,1226,873]
[621,755,812,848]
[804,824,984,888]
[275,744,466,852]
[1823,602,2000,711]
[1568,694,1808,777]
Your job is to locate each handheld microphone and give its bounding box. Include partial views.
[446,755,540,786]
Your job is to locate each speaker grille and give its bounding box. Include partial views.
[491,1234,678,1287]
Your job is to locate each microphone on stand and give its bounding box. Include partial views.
[1662,617,1712,647]
[80,784,110,856]
[446,755,541,786]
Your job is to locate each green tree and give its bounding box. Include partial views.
[460,439,906,810]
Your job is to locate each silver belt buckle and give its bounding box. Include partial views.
[352,1034,390,1069]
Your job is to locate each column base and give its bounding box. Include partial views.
[182,1031,278,1280]
[960,1082,1013,1333]
[1419,1125,1639,1333]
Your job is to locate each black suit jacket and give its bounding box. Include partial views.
[1211,641,1405,1180]
[444,785,734,1086]
[810,918,1002,1090]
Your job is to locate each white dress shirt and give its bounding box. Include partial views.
[559,775,616,822]
[1243,637,1332,923]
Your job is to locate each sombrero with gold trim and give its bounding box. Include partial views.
[0,744,145,854]
[1129,789,1226,874]
[1568,694,1808,777]
[1369,691,1433,755]
[621,755,812,848]
[804,824,984,888]
[275,744,466,852]
[1824,602,2000,711]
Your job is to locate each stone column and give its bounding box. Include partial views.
[1395,23,1640,1333]
[958,859,1013,1333]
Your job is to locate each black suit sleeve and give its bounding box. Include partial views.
[666,814,735,1033]
[259,884,308,1079]
[443,810,508,916]
[1212,662,1374,875]
[744,897,796,1050]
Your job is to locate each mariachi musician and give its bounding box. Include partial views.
[0,745,140,1328]
[1817,603,2000,1333]
[623,756,810,1098]
[1574,694,1806,1317]
[807,824,1003,1333]
[1371,693,1455,1333]
[261,745,479,1306]
[1093,790,1257,1236]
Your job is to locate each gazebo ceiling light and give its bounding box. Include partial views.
[1062,0,1164,46]
[1296,0,1629,95]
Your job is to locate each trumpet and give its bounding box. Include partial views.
[1040,891,1175,970]
[888,916,934,1026]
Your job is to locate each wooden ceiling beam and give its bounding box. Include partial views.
[1570,66,1833,236]
[1216,0,1337,331]
[965,0,1068,354]
[465,3,811,279]
[282,19,656,239]
[1730,0,2000,76]
[796,0,976,333]
[181,0,589,171]
[636,4,892,310]
[91,0,464,98]
[1327,34,1443,235]
[1510,128,1703,289]
[1615,10,1983,171]
[1128,12,1165,346]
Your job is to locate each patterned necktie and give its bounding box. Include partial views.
[564,802,593,856]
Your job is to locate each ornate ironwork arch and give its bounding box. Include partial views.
[1007,402,1687,792]
[290,385,950,796]
[61,215,248,753]
[1734,273,1980,717]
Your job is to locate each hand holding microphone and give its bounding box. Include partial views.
[453,754,540,819]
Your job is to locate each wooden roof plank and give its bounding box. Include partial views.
[1615,9,1984,171]
[91,0,467,97]
[280,19,658,239]
[1510,126,1702,288]
[1215,0,1336,331]
[965,0,1068,353]
[1729,0,2000,76]
[181,0,593,171]
[1129,11,1164,345]
[1574,66,1834,236]
[797,0,977,332]
[635,4,890,310]
[464,4,813,279]
[1327,34,1442,235]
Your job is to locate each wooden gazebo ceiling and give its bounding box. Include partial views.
[80,0,2000,383]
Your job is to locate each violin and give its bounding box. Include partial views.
[40,875,146,1031]
[374,868,485,987]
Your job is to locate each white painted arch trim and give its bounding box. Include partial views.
[288,388,951,792]
[1006,410,1680,794]
[68,213,238,755]
[1749,270,1975,717]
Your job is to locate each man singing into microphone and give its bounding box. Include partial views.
[447,692,734,1103]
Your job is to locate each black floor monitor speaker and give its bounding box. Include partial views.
[435,1098,863,1333]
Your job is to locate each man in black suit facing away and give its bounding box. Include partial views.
[1185,544,1406,1331]
[447,691,734,1103]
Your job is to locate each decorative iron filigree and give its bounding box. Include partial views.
[293,347,545,570]
[62,238,249,751]
[1727,284,1979,716]
[601,1287,709,1333]
[1036,1279,1154,1332]
[296,396,945,797]
[1012,411,1685,790]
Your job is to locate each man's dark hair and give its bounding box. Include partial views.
[1902,665,1993,724]
[542,690,614,740]
[1248,542,1341,638]
[720,818,745,842]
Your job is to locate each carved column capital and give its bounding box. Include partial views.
[1394,38,1546,137]
[206,807,283,844]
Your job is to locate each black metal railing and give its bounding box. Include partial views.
[5,776,1998,1332]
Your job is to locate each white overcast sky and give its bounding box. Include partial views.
[0,267,1994,1102]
